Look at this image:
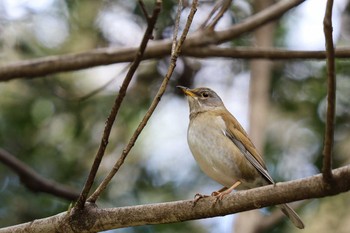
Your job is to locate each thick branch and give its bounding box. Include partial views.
[322,0,335,182]
[1,165,349,233]
[0,0,305,81]
[0,148,79,201]
[183,46,350,59]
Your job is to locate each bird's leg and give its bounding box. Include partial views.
[212,181,242,201]
[211,186,228,196]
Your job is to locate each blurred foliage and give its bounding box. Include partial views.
[0,1,350,233]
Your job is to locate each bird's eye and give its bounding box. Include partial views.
[202,92,209,98]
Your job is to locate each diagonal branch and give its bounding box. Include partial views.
[0,148,79,201]
[202,0,306,45]
[0,0,305,81]
[200,0,232,30]
[1,165,349,233]
[75,0,162,209]
[87,0,198,204]
[322,0,335,182]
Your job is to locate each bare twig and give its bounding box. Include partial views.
[77,75,117,101]
[75,0,162,209]
[201,0,232,30]
[322,0,335,183]
[171,0,182,55]
[77,64,131,102]
[200,0,223,28]
[0,0,305,81]
[1,165,349,233]
[139,0,150,20]
[202,0,305,45]
[87,0,198,203]
[0,148,79,201]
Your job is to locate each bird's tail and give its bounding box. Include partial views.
[278,203,305,229]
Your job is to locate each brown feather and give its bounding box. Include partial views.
[220,110,267,169]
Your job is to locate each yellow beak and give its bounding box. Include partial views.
[177,86,196,97]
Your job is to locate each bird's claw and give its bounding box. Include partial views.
[210,191,228,205]
[193,193,209,206]
[211,191,221,196]
[192,191,228,207]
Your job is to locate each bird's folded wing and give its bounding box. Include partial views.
[222,115,275,184]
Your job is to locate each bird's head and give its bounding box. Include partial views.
[177,86,225,115]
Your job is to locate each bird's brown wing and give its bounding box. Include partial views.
[221,112,275,184]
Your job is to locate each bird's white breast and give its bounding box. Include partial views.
[188,114,243,188]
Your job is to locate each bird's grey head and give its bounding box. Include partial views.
[177,86,225,116]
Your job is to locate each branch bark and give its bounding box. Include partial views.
[183,46,350,59]
[1,165,349,233]
[322,0,335,182]
[0,148,79,201]
[0,0,306,81]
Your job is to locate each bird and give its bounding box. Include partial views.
[177,86,305,229]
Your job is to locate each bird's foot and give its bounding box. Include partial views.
[193,193,209,206]
[211,190,230,205]
[211,191,227,198]
[193,181,242,206]
[193,193,210,203]
[210,186,228,197]
[211,181,242,205]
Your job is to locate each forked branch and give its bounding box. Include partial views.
[87,0,198,203]
[0,0,305,81]
[75,0,162,209]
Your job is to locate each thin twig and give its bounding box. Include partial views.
[200,0,222,28]
[0,148,79,200]
[75,0,162,209]
[77,75,117,101]
[87,0,198,203]
[77,64,131,102]
[172,0,182,55]
[322,0,335,183]
[201,0,232,30]
[139,0,151,22]
[0,0,305,81]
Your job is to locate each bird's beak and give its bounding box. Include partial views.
[176,86,196,97]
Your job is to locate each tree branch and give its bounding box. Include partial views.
[0,148,79,201]
[195,0,305,46]
[0,0,305,81]
[1,165,349,233]
[87,0,198,204]
[322,0,335,182]
[182,46,350,59]
[75,0,162,209]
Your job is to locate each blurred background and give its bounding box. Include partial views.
[0,0,350,232]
